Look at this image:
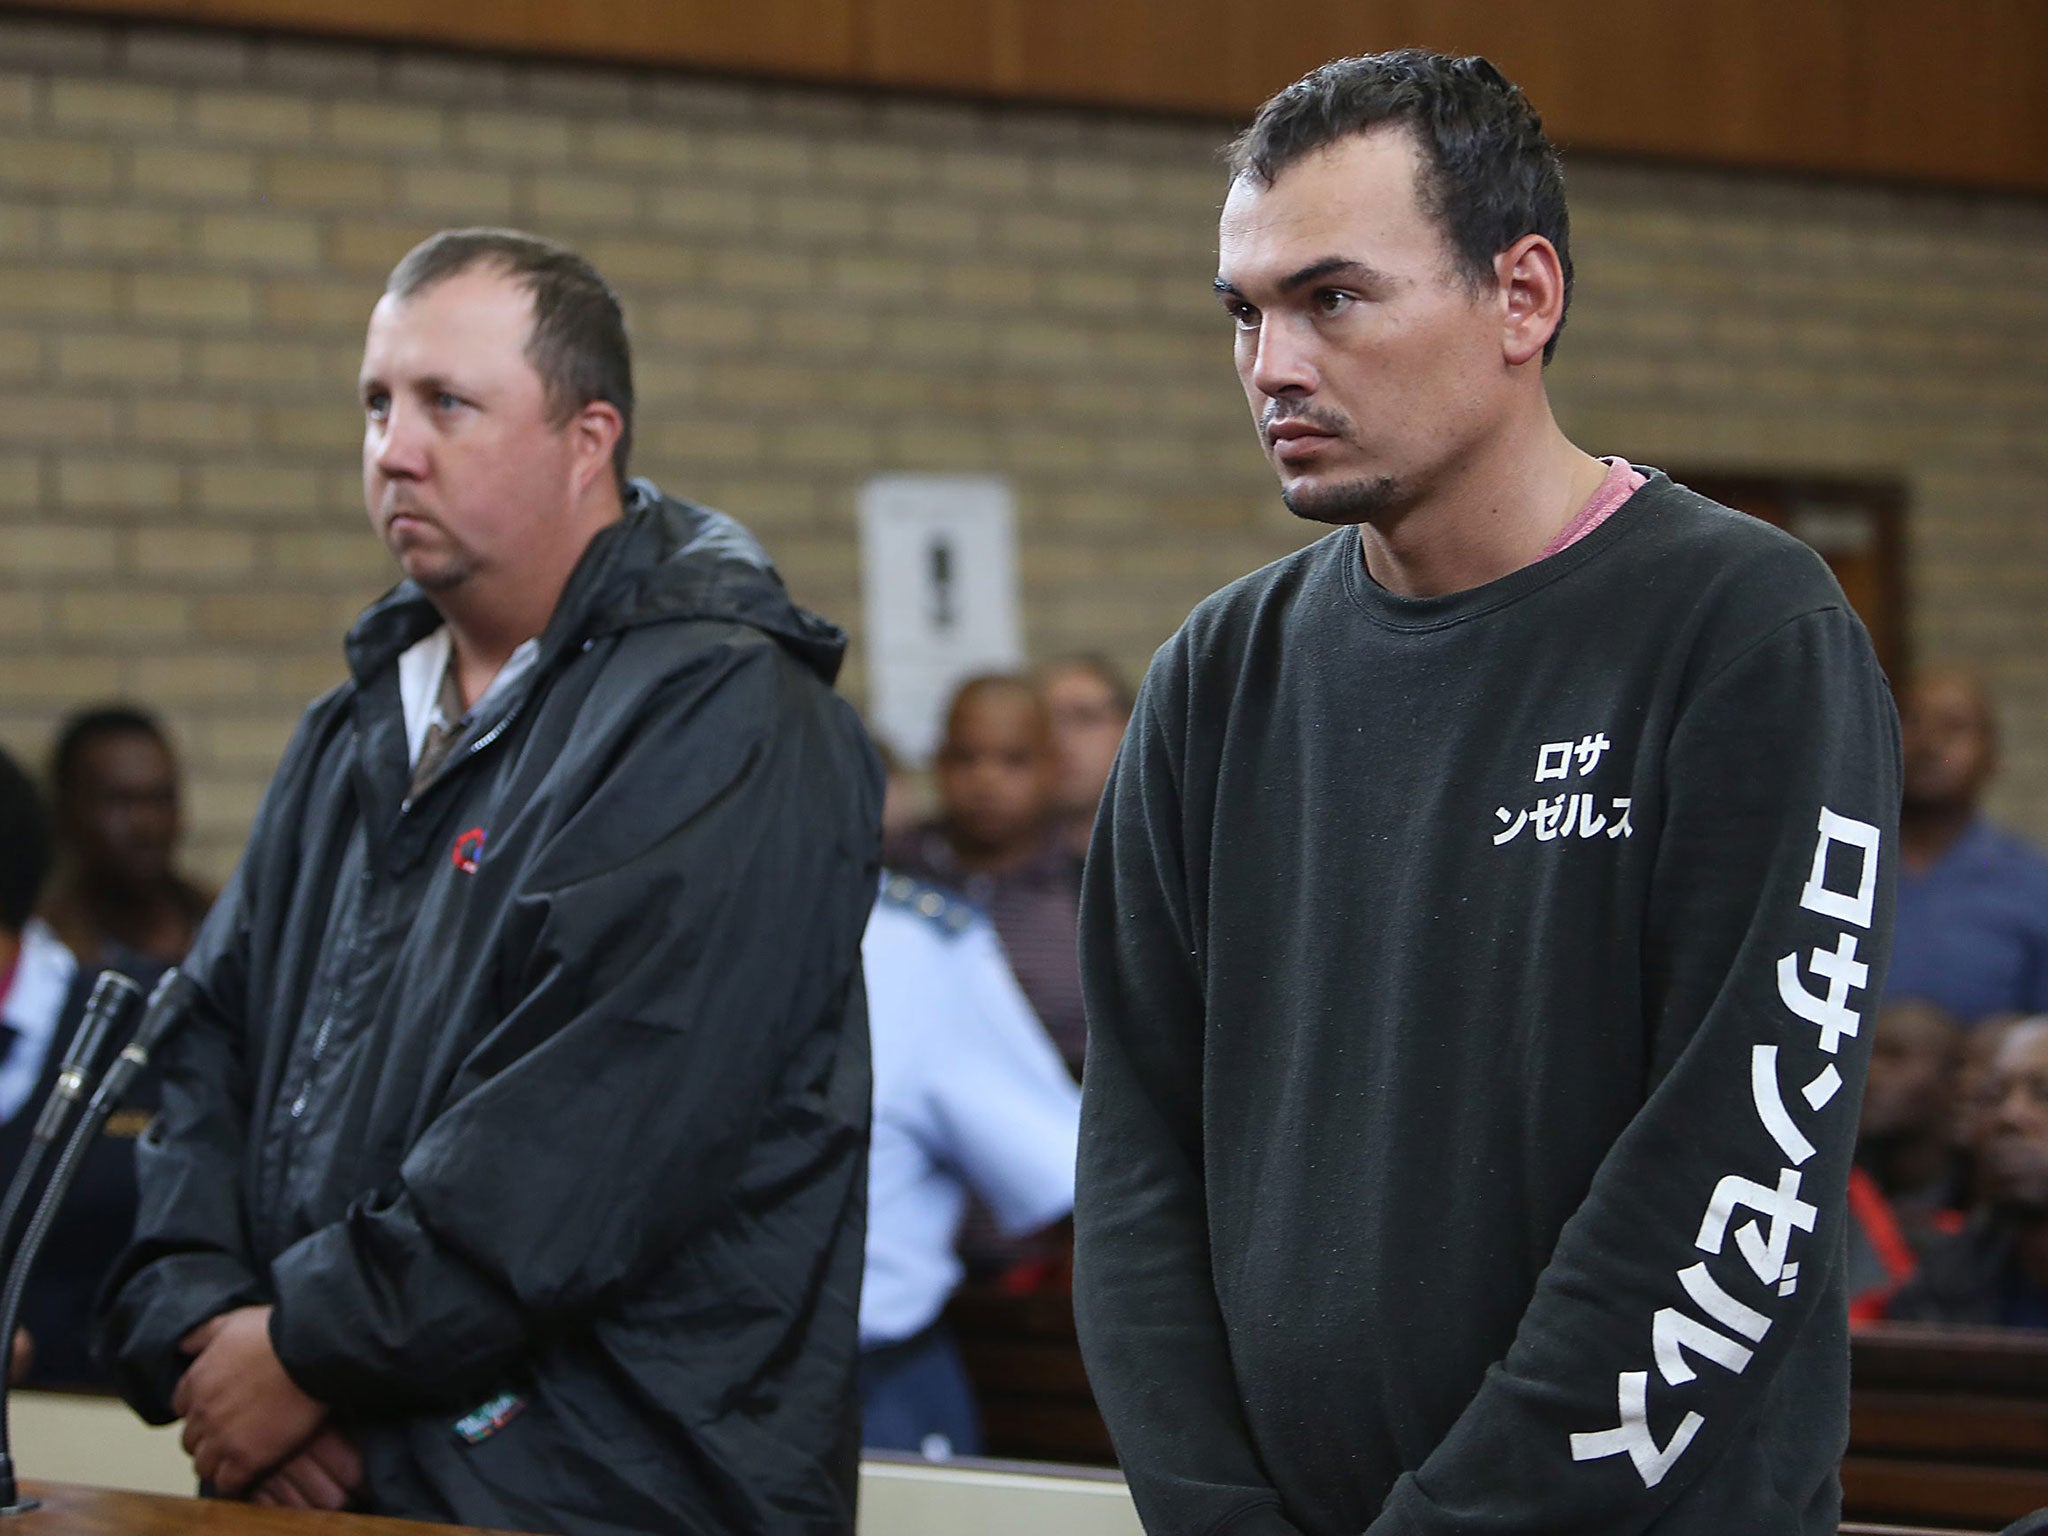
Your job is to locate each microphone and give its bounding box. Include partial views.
[0,971,144,1270]
[0,968,195,1515]
[85,970,194,1118]
[29,971,144,1147]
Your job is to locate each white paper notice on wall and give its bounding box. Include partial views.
[859,474,1024,766]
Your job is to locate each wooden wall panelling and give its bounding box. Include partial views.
[1847,0,2048,190]
[11,0,861,78]
[9,0,2047,189]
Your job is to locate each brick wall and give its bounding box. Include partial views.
[3,14,2046,879]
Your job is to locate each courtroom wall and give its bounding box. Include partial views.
[1,14,2044,878]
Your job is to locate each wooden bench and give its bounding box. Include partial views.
[949,1291,2045,1532]
[1843,1322,2048,1531]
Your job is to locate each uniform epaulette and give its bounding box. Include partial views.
[879,871,977,938]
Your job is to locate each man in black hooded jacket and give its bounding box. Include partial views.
[99,229,882,1535]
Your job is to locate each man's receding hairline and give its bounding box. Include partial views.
[385,252,538,309]
[374,257,574,424]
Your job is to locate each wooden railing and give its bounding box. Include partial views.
[1842,1323,2048,1532]
[949,1291,2048,1533]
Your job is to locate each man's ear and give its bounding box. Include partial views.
[1497,233,1565,368]
[569,400,625,497]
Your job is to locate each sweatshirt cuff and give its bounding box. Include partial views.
[1210,1503,1307,1536]
[1362,1472,1432,1536]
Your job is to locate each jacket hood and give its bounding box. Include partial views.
[345,480,849,686]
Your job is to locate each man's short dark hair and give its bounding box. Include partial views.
[386,228,636,488]
[1226,50,1573,363]
[51,704,169,809]
[0,746,51,934]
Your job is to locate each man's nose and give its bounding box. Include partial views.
[370,403,428,479]
[1248,315,1319,400]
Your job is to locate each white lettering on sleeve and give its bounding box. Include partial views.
[1652,1308,1754,1385]
[1566,803,1879,1491]
[1802,1064,1843,1112]
[1798,809,1881,930]
[1676,1262,1772,1342]
[1775,933,1868,1054]
[1695,1168,1818,1287]
[1570,1373,1703,1488]
[1751,1045,1817,1165]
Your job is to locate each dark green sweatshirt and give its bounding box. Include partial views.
[1074,473,1900,1536]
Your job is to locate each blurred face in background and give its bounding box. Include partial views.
[934,681,1057,861]
[1859,999,1961,1144]
[60,730,180,894]
[1957,1016,2017,1167]
[1978,1020,2048,1215]
[1900,670,1995,816]
[1042,662,1130,823]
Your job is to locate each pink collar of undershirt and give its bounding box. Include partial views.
[1537,458,1647,560]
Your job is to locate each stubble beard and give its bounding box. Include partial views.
[387,528,482,595]
[1259,402,1406,528]
[378,499,480,594]
[408,557,480,594]
[1280,473,1405,528]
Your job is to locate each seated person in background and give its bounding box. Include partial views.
[40,706,213,979]
[1886,669,2048,1024]
[0,746,62,1387]
[1,745,71,1131]
[0,745,155,1388]
[1959,1015,2022,1194]
[859,873,1079,1460]
[884,675,1085,1075]
[1892,1017,2048,1327]
[1039,655,1133,862]
[1848,999,1966,1320]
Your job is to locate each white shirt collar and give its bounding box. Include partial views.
[397,627,541,770]
[0,919,78,1123]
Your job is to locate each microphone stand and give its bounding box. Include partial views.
[0,971,143,1279]
[0,969,193,1515]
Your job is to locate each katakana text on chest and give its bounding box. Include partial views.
[1494,733,1632,844]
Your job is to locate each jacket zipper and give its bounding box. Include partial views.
[289,692,531,1119]
[288,865,370,1120]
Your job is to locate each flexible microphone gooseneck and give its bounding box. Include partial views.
[0,969,194,1515]
[0,971,144,1276]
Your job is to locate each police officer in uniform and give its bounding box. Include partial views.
[859,872,1080,1457]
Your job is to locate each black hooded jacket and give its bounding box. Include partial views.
[100,484,883,1535]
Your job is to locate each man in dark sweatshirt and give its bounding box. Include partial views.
[1072,51,1900,1536]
